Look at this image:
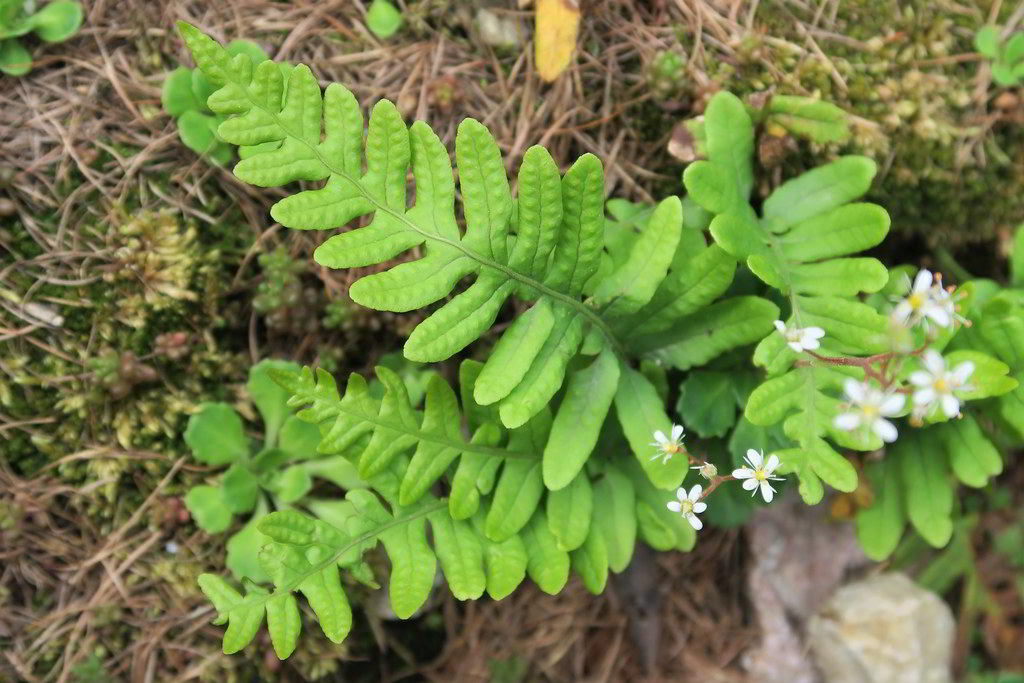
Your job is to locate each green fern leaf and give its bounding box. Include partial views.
[684,91,895,500]
[177,22,630,431]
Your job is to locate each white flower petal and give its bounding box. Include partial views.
[952,361,975,385]
[913,387,937,407]
[924,305,952,328]
[687,484,703,501]
[692,501,707,514]
[892,300,913,323]
[763,454,780,474]
[676,487,688,502]
[913,269,932,293]
[923,349,946,375]
[787,340,804,353]
[844,378,866,404]
[732,467,754,480]
[742,478,759,491]
[774,320,786,333]
[879,393,905,416]
[872,418,899,443]
[834,412,862,431]
[909,370,932,387]
[941,394,960,418]
[667,501,682,513]
[671,424,684,441]
[686,513,703,531]
[746,449,764,469]
[800,335,821,351]
[805,326,825,339]
[652,430,667,444]
[760,480,776,503]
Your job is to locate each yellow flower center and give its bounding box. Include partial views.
[661,442,680,454]
[755,469,767,482]
[862,404,879,419]
[934,378,949,392]
[680,499,694,515]
[909,293,924,310]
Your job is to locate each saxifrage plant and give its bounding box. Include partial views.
[175,22,1019,660]
[0,0,82,76]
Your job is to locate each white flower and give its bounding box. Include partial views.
[774,320,826,353]
[909,349,975,418]
[650,424,685,464]
[834,379,905,443]
[691,461,718,480]
[165,541,180,554]
[667,484,707,530]
[892,269,951,329]
[931,283,968,329]
[731,449,784,502]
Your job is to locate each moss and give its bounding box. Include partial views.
[660,0,1024,247]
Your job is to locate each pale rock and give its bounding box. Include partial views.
[476,9,523,49]
[807,572,954,683]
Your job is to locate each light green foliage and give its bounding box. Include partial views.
[177,23,1023,659]
[162,39,287,164]
[366,0,403,39]
[196,360,697,656]
[975,25,1024,87]
[183,359,364,582]
[0,0,82,75]
[686,92,889,502]
[175,22,770,487]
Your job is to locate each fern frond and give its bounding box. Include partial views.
[684,91,893,501]
[177,22,647,432]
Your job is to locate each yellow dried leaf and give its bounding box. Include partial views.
[535,0,580,82]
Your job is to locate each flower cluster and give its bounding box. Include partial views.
[659,269,974,532]
[656,423,785,530]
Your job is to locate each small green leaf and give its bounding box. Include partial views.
[185,403,248,466]
[185,485,234,533]
[367,0,403,39]
[277,415,322,461]
[162,67,203,116]
[898,432,953,548]
[941,415,1002,487]
[28,1,82,42]
[677,370,736,438]
[855,457,905,561]
[975,25,1001,59]
[226,502,271,582]
[0,38,31,75]
[267,465,313,504]
[223,464,260,513]
[249,360,302,447]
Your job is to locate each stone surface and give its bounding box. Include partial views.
[807,572,955,683]
[741,493,871,683]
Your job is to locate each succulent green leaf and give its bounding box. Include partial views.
[185,403,248,466]
[28,1,82,42]
[249,359,301,446]
[974,25,1000,59]
[428,510,486,600]
[367,0,403,38]
[185,485,234,533]
[0,38,31,75]
[764,95,850,144]
[570,523,609,594]
[222,464,260,513]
